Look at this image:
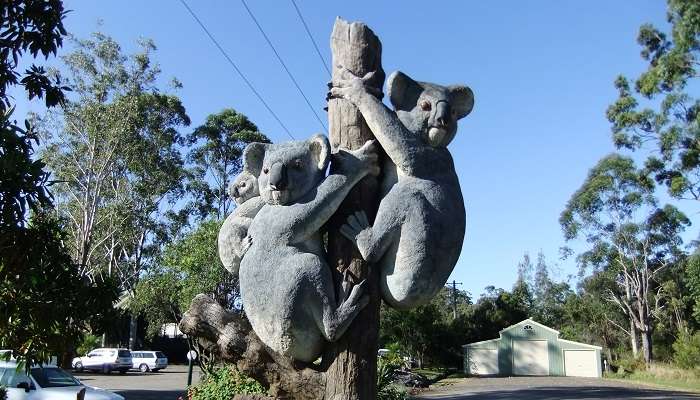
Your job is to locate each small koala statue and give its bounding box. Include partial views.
[239,134,379,362]
[331,69,474,310]
[217,143,267,275]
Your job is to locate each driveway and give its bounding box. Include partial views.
[414,376,700,400]
[75,364,200,400]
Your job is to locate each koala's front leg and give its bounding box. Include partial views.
[329,67,417,174]
[293,140,379,237]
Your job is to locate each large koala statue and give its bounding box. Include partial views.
[239,134,379,362]
[331,69,473,310]
[217,144,267,275]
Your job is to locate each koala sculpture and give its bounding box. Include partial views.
[217,144,267,275]
[239,134,379,362]
[331,69,474,310]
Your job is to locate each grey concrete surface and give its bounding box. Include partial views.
[74,364,200,400]
[414,376,700,400]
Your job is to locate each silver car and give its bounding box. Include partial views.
[130,351,168,373]
[0,360,124,400]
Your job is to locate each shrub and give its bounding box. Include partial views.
[377,358,407,400]
[187,366,266,400]
[673,331,700,370]
[0,385,6,400]
[77,334,101,357]
[615,355,646,375]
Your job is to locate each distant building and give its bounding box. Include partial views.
[160,323,185,339]
[463,318,602,378]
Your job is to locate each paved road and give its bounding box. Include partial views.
[75,364,200,400]
[414,376,700,400]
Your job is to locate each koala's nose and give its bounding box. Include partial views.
[436,101,451,127]
[231,186,239,198]
[268,162,288,191]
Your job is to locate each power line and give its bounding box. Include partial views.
[177,0,295,140]
[239,0,328,134]
[289,0,332,78]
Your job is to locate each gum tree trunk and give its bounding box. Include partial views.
[323,18,385,400]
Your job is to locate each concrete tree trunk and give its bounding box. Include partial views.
[323,18,385,400]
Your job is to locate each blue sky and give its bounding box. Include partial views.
[15,1,700,297]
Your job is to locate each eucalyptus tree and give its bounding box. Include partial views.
[561,154,690,362]
[186,108,270,221]
[607,0,700,201]
[41,33,190,291]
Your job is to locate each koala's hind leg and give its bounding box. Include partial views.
[311,270,369,343]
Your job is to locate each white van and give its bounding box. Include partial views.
[129,351,168,372]
[71,348,132,374]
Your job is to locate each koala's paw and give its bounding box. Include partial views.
[240,235,253,257]
[340,211,374,260]
[327,67,382,103]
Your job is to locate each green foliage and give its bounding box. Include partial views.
[0,385,5,400]
[131,220,236,337]
[687,252,700,324]
[615,354,648,375]
[187,366,266,399]
[76,333,101,357]
[377,358,407,400]
[673,331,700,369]
[39,31,191,292]
[0,0,69,112]
[186,108,270,220]
[0,0,116,373]
[0,213,118,373]
[561,153,689,362]
[606,0,700,201]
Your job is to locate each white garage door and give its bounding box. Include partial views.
[467,349,498,375]
[564,350,598,377]
[513,340,549,375]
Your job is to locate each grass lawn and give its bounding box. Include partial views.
[607,363,700,393]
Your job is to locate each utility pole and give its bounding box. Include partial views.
[450,280,463,319]
[323,18,384,400]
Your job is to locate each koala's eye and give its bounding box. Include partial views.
[240,182,246,187]
[420,100,431,111]
[293,159,304,169]
[263,167,269,174]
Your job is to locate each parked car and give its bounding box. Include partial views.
[71,348,132,374]
[0,360,124,399]
[130,351,168,372]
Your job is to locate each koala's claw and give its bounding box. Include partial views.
[240,235,253,257]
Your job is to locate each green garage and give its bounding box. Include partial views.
[463,318,602,378]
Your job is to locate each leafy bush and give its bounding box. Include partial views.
[615,355,647,375]
[187,366,266,399]
[77,334,101,357]
[377,358,407,400]
[0,385,6,400]
[673,331,700,370]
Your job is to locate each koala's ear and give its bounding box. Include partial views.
[387,71,421,111]
[243,142,268,175]
[448,85,474,120]
[308,134,330,171]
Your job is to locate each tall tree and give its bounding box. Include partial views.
[561,153,690,362]
[607,0,700,201]
[186,109,269,221]
[1,0,116,371]
[41,33,190,292]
